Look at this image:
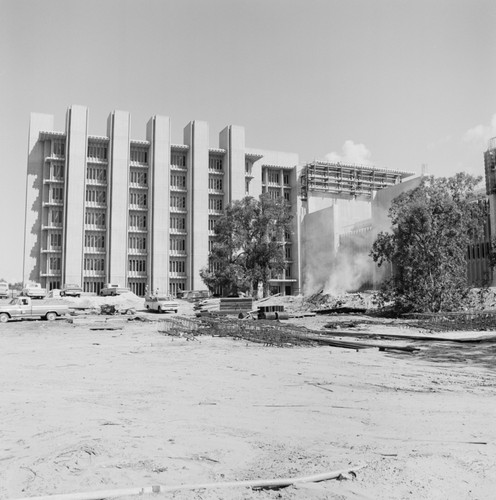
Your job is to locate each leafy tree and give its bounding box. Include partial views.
[200,194,293,297]
[370,173,487,313]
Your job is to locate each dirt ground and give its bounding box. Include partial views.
[1,301,496,500]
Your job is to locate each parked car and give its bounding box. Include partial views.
[60,284,82,297]
[144,295,178,313]
[178,290,211,301]
[0,282,9,299]
[21,283,47,299]
[0,296,69,323]
[100,284,131,297]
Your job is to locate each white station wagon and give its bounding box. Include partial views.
[144,295,178,313]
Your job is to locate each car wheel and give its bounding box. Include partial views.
[157,306,162,313]
[0,313,9,323]
[60,292,65,297]
[146,305,149,309]
[45,312,57,321]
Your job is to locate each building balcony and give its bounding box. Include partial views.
[83,248,106,254]
[43,201,63,207]
[129,162,149,169]
[129,183,148,190]
[169,250,187,257]
[83,271,105,277]
[169,272,187,278]
[129,205,148,211]
[128,248,147,255]
[208,169,224,176]
[86,179,108,187]
[170,207,187,214]
[84,225,106,231]
[40,271,62,277]
[42,224,63,230]
[85,201,107,208]
[41,248,62,254]
[170,186,187,193]
[128,271,147,278]
[43,178,64,185]
[128,227,148,233]
[169,228,187,235]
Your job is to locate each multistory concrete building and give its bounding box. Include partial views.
[24,105,302,296]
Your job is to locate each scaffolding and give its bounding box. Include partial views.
[300,161,413,200]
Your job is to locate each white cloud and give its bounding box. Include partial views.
[463,113,496,145]
[325,140,372,165]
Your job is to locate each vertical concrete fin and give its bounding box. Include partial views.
[63,105,89,286]
[147,115,171,295]
[107,110,131,286]
[184,120,209,290]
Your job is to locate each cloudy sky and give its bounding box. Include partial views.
[1,0,495,282]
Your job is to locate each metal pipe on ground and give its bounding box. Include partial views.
[13,467,364,500]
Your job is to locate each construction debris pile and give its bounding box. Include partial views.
[303,290,377,314]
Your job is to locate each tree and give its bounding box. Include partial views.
[370,173,487,313]
[200,194,293,297]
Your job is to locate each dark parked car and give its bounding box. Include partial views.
[60,284,83,297]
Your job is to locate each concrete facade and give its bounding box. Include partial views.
[23,106,304,296]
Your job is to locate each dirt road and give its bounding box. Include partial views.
[1,316,495,499]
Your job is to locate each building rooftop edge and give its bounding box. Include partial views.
[305,160,414,177]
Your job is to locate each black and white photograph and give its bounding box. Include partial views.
[1,1,495,498]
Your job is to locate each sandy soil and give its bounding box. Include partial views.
[1,306,496,499]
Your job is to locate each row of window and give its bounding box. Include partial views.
[50,209,63,225]
[170,215,186,230]
[50,163,64,180]
[85,210,106,227]
[129,235,147,250]
[84,257,105,271]
[171,195,186,209]
[86,188,106,204]
[53,140,65,157]
[171,153,186,167]
[87,144,108,160]
[50,187,64,202]
[208,218,218,231]
[130,214,147,230]
[130,149,148,164]
[171,174,186,189]
[48,256,61,271]
[87,166,107,182]
[85,234,105,248]
[170,238,186,251]
[129,258,147,272]
[209,157,223,171]
[209,197,223,211]
[209,177,223,190]
[170,260,186,273]
[49,233,62,249]
[130,192,147,208]
[130,170,147,185]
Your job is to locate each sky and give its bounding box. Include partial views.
[1,0,496,282]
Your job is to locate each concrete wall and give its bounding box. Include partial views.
[147,115,171,295]
[371,176,423,234]
[301,205,337,293]
[63,105,88,285]
[107,111,131,286]
[184,121,209,290]
[24,113,55,285]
